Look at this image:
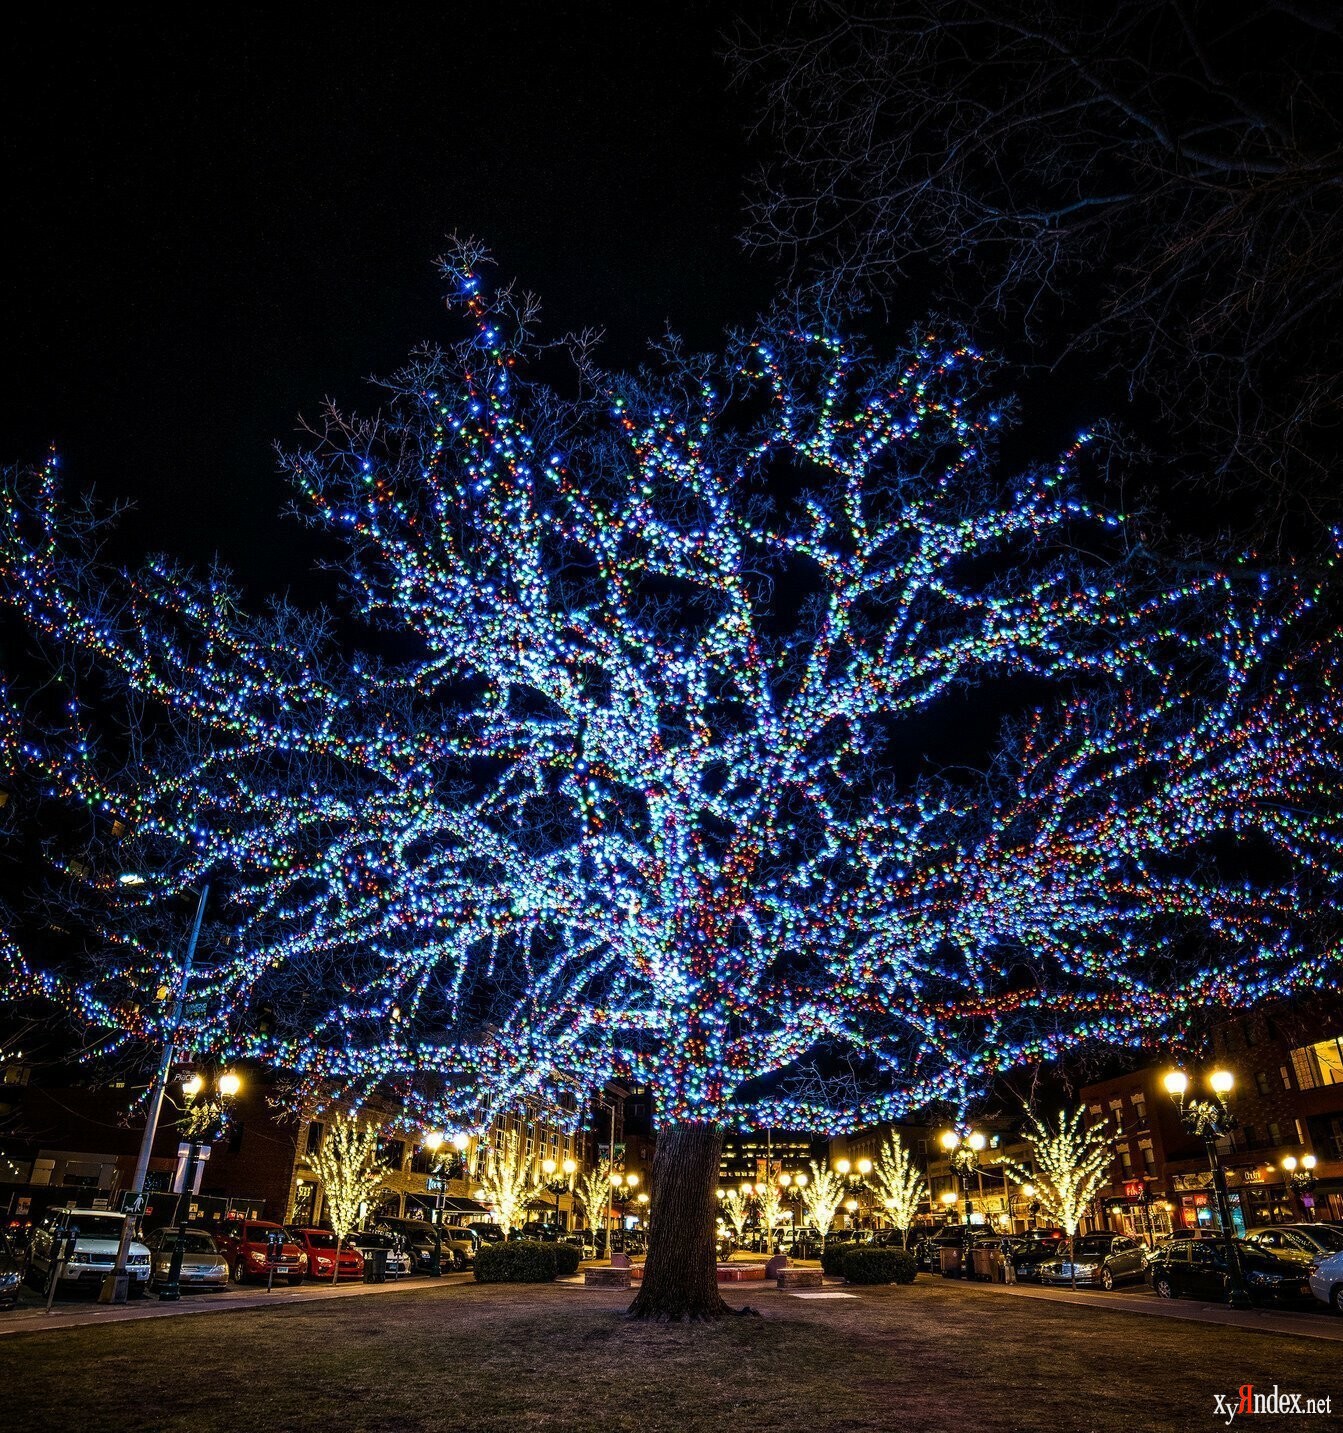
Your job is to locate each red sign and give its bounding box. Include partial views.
[1123,1181,1145,1200]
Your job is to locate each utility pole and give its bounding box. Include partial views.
[100,882,209,1304]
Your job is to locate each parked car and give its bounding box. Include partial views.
[920,1225,978,1273]
[374,1216,474,1271]
[142,1226,230,1292]
[777,1226,825,1261]
[1156,1227,1222,1243]
[1307,1249,1343,1314]
[347,1229,413,1279]
[1245,1224,1343,1261]
[827,1228,874,1248]
[215,1219,308,1285]
[1147,1238,1314,1304]
[517,1221,562,1242]
[26,1208,151,1295]
[1038,1233,1148,1289]
[288,1227,364,1281]
[0,1229,22,1308]
[466,1221,505,1246]
[1009,1234,1067,1283]
[562,1231,597,1260]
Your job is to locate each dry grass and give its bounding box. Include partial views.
[1,1277,1337,1433]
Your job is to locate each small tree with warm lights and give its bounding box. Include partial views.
[576,1163,613,1250]
[871,1129,928,1248]
[757,1181,788,1251]
[1000,1106,1110,1288]
[799,1161,846,1253]
[476,1129,537,1236]
[308,1112,386,1282]
[720,1188,754,1246]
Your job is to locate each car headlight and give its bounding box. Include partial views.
[298,1253,308,1268]
[1074,1263,1097,1273]
[129,1255,150,1268]
[249,1250,268,1265]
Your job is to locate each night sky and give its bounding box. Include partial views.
[5,6,772,591]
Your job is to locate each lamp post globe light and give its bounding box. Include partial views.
[939,1129,986,1225]
[541,1157,578,1229]
[608,1172,639,1259]
[1164,1067,1253,1308]
[1278,1153,1320,1220]
[422,1131,447,1277]
[159,1069,241,1301]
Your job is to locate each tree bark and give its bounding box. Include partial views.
[627,1120,735,1321]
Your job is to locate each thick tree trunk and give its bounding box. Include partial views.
[627,1120,735,1321]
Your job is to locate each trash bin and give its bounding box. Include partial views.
[938,1246,962,1278]
[363,1247,388,1284]
[971,1246,1002,1282]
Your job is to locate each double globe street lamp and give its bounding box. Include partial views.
[422,1130,470,1276]
[1279,1154,1319,1220]
[939,1129,987,1225]
[1163,1068,1252,1309]
[160,1068,242,1301]
[609,1171,639,1256]
[541,1157,578,1228]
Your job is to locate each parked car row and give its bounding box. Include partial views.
[6,1209,534,1300]
[904,1219,1343,1314]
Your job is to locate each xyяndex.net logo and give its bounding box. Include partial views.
[1213,1385,1333,1424]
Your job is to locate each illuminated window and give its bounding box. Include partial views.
[1291,1036,1343,1089]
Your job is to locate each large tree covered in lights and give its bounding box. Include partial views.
[2,246,1340,1320]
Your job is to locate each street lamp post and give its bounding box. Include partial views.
[1164,1068,1252,1310]
[939,1129,986,1226]
[159,1068,240,1301]
[542,1157,577,1229]
[422,1131,446,1276]
[777,1170,809,1239]
[101,877,212,1305]
[608,1172,639,1258]
[1279,1154,1319,1221]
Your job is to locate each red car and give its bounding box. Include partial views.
[215,1219,308,1285]
[289,1227,364,1281]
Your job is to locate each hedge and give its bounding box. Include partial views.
[839,1247,918,1285]
[551,1242,582,1276]
[820,1244,849,1277]
[473,1240,558,1283]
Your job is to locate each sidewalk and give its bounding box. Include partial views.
[0,1271,472,1339]
[986,1278,1343,1345]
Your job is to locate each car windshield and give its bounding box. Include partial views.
[163,1231,218,1253]
[1296,1226,1343,1251]
[61,1215,128,1241]
[301,1231,338,1248]
[1071,1238,1113,1256]
[245,1226,285,1244]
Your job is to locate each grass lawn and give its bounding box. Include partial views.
[1,1278,1337,1433]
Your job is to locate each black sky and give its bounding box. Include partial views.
[4,6,770,590]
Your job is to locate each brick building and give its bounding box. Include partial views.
[1081,1002,1343,1237]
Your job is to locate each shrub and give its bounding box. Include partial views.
[820,1244,849,1278]
[473,1240,558,1283]
[840,1247,918,1285]
[551,1242,582,1276]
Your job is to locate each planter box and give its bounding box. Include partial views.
[717,1264,766,1282]
[777,1267,823,1290]
[583,1267,631,1288]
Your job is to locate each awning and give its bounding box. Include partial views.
[440,1196,490,1215]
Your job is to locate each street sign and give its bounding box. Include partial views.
[1123,1180,1145,1200]
[426,1175,447,1193]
